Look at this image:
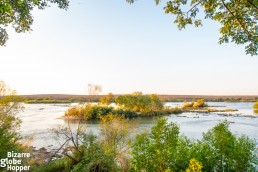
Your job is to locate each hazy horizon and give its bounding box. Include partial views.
[17,93,258,96]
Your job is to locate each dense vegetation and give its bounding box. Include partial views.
[64,92,185,120]
[64,104,138,120]
[100,93,115,105]
[131,119,258,172]
[0,81,27,160]
[115,92,164,112]
[32,115,134,172]
[64,103,182,120]
[64,95,243,120]
[32,117,258,172]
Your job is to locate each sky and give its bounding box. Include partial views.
[0,0,258,95]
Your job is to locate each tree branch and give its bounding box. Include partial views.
[221,0,253,39]
[48,138,71,163]
[186,0,204,15]
[246,0,258,10]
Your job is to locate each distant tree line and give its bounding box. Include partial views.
[20,94,258,104]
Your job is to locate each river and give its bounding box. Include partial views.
[18,102,258,149]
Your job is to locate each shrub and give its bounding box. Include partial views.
[182,101,194,108]
[183,99,207,109]
[113,109,138,118]
[115,92,163,113]
[130,118,185,172]
[253,101,258,109]
[100,93,114,105]
[130,119,258,172]
[65,104,138,120]
[71,133,118,172]
[191,121,258,171]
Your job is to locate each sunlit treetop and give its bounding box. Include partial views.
[0,0,69,46]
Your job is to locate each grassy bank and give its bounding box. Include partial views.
[25,99,74,104]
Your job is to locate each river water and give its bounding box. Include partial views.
[18,102,258,149]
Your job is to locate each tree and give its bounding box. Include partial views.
[100,93,114,105]
[193,99,206,108]
[35,119,118,172]
[0,0,69,46]
[115,92,163,113]
[0,81,23,159]
[131,118,258,172]
[70,133,118,172]
[87,83,102,102]
[100,114,136,171]
[130,118,188,172]
[193,121,258,171]
[129,0,258,56]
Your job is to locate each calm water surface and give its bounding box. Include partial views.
[18,102,258,149]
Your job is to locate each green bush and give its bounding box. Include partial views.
[113,109,138,117]
[82,105,113,119]
[130,119,258,172]
[71,133,118,172]
[65,104,138,120]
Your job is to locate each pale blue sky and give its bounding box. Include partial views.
[0,0,257,95]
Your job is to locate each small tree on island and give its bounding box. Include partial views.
[115,92,163,113]
[87,83,102,103]
[100,93,114,105]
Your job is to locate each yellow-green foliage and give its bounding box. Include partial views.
[115,92,163,112]
[64,104,138,120]
[193,99,206,108]
[100,114,134,171]
[65,106,82,117]
[100,93,114,105]
[183,99,207,108]
[0,81,24,159]
[186,159,203,172]
[253,102,258,109]
[131,119,258,172]
[182,101,194,108]
[65,104,113,120]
